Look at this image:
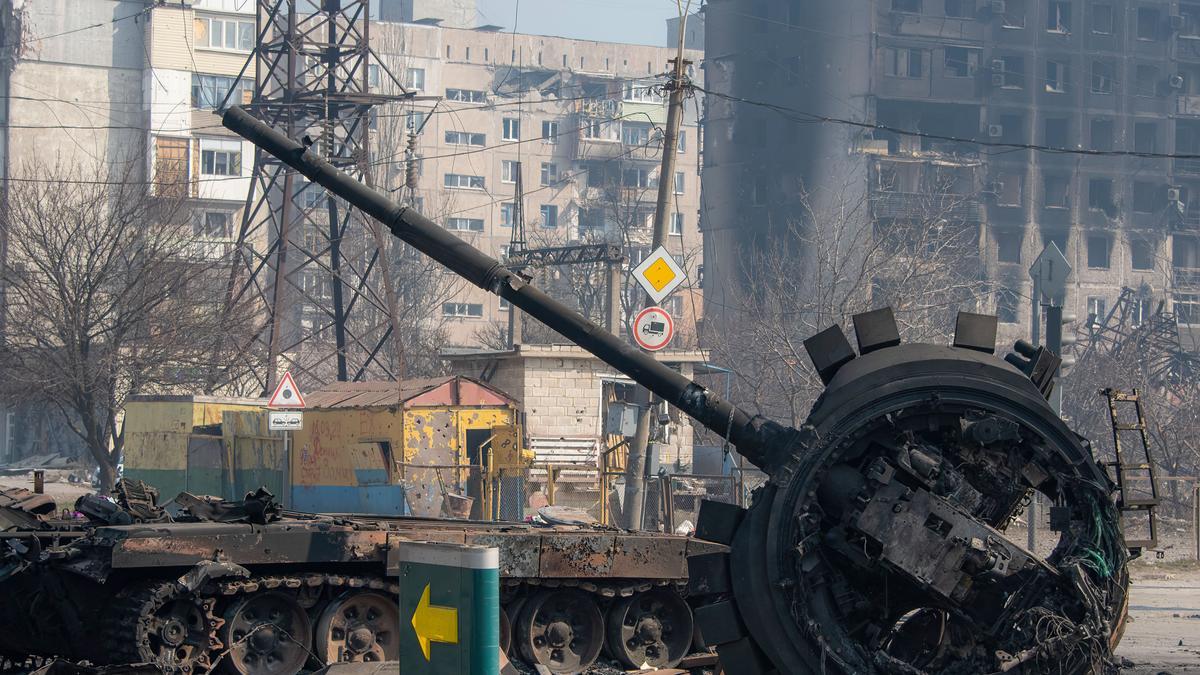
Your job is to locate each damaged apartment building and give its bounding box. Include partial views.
[704,0,1200,348]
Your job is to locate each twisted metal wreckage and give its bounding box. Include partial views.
[0,106,1140,675]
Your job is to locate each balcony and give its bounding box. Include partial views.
[1175,158,1200,176]
[1175,267,1200,288]
[871,191,984,222]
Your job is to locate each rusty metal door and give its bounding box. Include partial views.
[222,411,286,502]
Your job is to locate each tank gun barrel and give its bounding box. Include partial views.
[221,106,791,470]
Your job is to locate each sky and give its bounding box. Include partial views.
[475,0,687,47]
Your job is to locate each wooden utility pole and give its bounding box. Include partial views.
[624,19,692,530]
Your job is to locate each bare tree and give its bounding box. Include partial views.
[0,156,236,491]
[704,170,993,426]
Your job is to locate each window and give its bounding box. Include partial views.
[1183,3,1200,38]
[1131,239,1155,270]
[622,122,652,146]
[445,130,486,146]
[445,88,486,103]
[406,111,427,131]
[1088,178,1114,211]
[446,218,484,232]
[885,47,924,78]
[503,118,520,141]
[539,204,558,228]
[444,173,485,190]
[1091,60,1114,94]
[540,162,559,186]
[1087,297,1107,324]
[1047,2,1071,32]
[945,0,972,18]
[623,82,662,103]
[298,180,324,208]
[1044,117,1069,149]
[196,212,231,238]
[1130,298,1151,326]
[1135,65,1159,97]
[1176,294,1200,325]
[194,15,254,51]
[998,113,1025,144]
[623,168,654,188]
[582,118,608,139]
[1137,7,1160,40]
[442,302,483,318]
[501,160,518,184]
[200,138,242,176]
[995,172,1023,206]
[500,203,515,227]
[1091,4,1113,34]
[192,74,252,110]
[1046,60,1068,93]
[579,208,605,231]
[1087,234,1111,268]
[1090,119,1113,151]
[892,0,921,12]
[1044,174,1069,209]
[671,213,684,236]
[499,297,511,311]
[1000,0,1026,27]
[1134,123,1158,153]
[1133,182,1160,212]
[673,172,686,195]
[996,288,1020,323]
[405,68,425,91]
[542,120,559,143]
[993,55,1024,88]
[996,230,1023,263]
[944,47,979,77]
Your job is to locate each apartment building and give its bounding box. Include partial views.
[371,20,706,346]
[704,0,1200,350]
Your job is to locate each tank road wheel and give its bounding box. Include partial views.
[314,592,399,664]
[516,590,604,673]
[103,581,222,673]
[218,592,312,675]
[499,604,512,655]
[605,589,693,669]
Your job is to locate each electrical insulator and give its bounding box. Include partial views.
[405,133,419,189]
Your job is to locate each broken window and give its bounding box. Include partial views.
[539,204,558,228]
[1176,293,1200,325]
[995,229,1023,262]
[1131,238,1155,270]
[1043,174,1070,209]
[994,172,1023,206]
[944,47,979,77]
[1087,297,1108,324]
[155,137,189,197]
[1088,178,1114,212]
[999,114,1025,144]
[442,303,483,318]
[1091,60,1115,94]
[1135,123,1159,154]
[1183,3,1200,37]
[893,0,922,13]
[1090,119,1114,151]
[1047,1,1071,32]
[1044,117,1069,149]
[945,0,972,18]
[1137,7,1160,40]
[885,47,924,78]
[1092,4,1114,34]
[1001,0,1026,27]
[1046,60,1068,93]
[1133,182,1161,212]
[1135,65,1159,96]
[1087,234,1111,268]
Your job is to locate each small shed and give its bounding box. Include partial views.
[290,376,519,517]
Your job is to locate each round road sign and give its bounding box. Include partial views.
[632,306,674,352]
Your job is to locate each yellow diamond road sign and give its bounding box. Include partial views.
[632,246,686,303]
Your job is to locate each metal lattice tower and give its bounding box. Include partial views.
[229,0,409,392]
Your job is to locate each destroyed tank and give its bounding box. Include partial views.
[0,106,1134,675]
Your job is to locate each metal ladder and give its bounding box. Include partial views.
[1102,388,1161,552]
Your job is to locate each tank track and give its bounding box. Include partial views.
[98,572,676,674]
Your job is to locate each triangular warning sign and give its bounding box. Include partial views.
[268,372,306,408]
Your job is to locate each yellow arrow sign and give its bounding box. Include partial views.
[411,583,459,661]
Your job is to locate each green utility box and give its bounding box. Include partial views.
[387,540,499,675]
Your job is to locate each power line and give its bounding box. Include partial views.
[3,6,151,48]
[697,85,1200,161]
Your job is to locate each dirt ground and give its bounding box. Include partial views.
[1117,562,1200,674]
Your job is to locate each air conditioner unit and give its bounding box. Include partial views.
[988,124,1004,137]
[991,73,1006,87]
[990,0,1006,14]
[1168,187,1183,202]
[1170,74,1186,89]
[1171,14,1185,31]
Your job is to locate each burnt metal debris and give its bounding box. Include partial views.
[0,107,1138,675]
[214,105,1135,673]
